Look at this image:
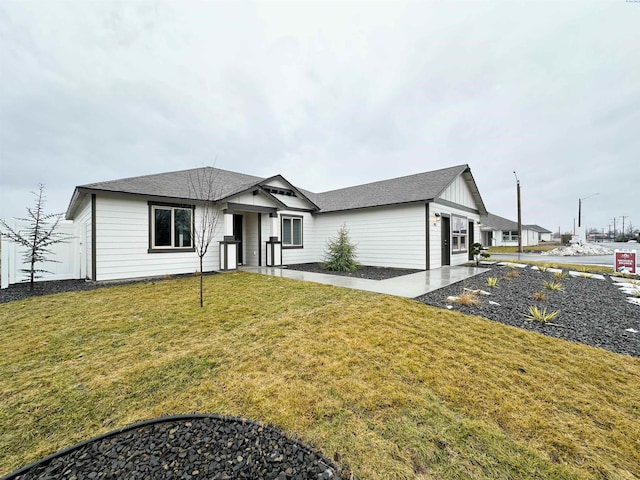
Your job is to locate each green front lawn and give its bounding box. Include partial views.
[1,272,638,479]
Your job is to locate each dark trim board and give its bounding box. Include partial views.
[225,202,277,215]
[441,214,451,266]
[91,194,96,282]
[468,219,475,261]
[432,198,480,215]
[425,203,430,270]
[258,213,262,267]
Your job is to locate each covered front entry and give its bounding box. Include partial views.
[220,205,282,270]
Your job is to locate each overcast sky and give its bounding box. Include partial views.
[1,0,638,235]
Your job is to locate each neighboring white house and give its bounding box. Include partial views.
[480,213,550,248]
[526,224,553,243]
[3,164,488,286]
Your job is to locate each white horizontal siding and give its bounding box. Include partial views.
[94,195,222,281]
[282,204,427,269]
[279,212,317,265]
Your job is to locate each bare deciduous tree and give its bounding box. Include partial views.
[188,168,222,307]
[0,184,72,291]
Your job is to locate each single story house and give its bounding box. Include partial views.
[480,213,538,247]
[479,213,551,248]
[64,164,488,282]
[525,224,553,243]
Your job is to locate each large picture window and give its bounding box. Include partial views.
[150,204,194,251]
[452,215,467,253]
[281,215,303,248]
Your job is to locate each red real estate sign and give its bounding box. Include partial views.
[614,250,637,274]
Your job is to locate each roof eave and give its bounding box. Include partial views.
[259,174,320,211]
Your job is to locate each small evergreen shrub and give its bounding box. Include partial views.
[470,242,489,266]
[322,224,359,272]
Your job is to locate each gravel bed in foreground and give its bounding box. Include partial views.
[8,416,340,480]
[416,265,640,357]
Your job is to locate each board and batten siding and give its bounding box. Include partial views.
[93,195,220,281]
[226,191,280,209]
[282,204,427,269]
[439,175,477,210]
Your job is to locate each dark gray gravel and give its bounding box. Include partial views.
[284,262,422,280]
[416,266,640,357]
[0,273,218,305]
[7,416,341,480]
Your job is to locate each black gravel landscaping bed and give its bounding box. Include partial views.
[284,262,423,280]
[416,265,640,357]
[6,415,341,480]
[0,273,218,305]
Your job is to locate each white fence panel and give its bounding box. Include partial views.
[0,219,84,289]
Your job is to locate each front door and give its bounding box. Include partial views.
[233,214,243,265]
[441,216,451,266]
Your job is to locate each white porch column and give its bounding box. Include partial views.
[224,213,234,237]
[219,211,239,271]
[266,212,282,266]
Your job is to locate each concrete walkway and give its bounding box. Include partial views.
[240,265,489,298]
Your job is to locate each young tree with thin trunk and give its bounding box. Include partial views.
[188,168,222,307]
[0,184,72,291]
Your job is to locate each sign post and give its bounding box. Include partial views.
[614,250,637,275]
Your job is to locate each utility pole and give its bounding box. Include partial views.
[621,216,628,240]
[514,172,522,254]
[613,218,617,240]
[578,193,599,243]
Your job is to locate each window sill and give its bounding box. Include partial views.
[148,247,196,254]
[282,245,304,249]
[452,250,468,255]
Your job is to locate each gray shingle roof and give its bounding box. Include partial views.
[68,164,487,217]
[314,164,480,213]
[480,213,519,231]
[525,224,552,233]
[78,167,263,201]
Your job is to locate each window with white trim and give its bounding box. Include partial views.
[281,215,303,247]
[150,205,194,250]
[452,215,468,253]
